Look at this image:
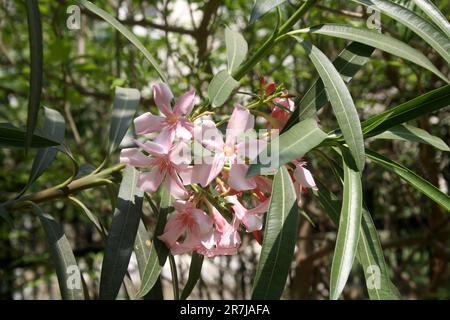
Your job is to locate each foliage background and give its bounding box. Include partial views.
[0,0,449,299]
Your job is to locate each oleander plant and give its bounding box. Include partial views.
[0,0,449,300]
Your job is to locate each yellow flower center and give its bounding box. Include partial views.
[223,144,235,157]
[167,113,178,125]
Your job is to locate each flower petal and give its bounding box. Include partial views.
[153,83,173,116]
[173,88,195,116]
[242,213,263,232]
[134,139,169,156]
[194,119,224,152]
[176,123,193,140]
[138,169,164,193]
[226,105,254,146]
[169,141,191,167]
[158,213,186,247]
[225,195,247,220]
[191,209,213,236]
[228,164,257,191]
[294,164,318,190]
[246,199,270,215]
[119,148,154,167]
[154,127,175,149]
[134,112,165,135]
[166,171,189,199]
[193,154,225,187]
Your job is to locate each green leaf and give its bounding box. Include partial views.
[69,196,106,236]
[372,124,450,152]
[32,204,84,300]
[225,28,248,74]
[293,37,365,171]
[289,24,449,82]
[367,149,450,211]
[77,0,166,82]
[136,186,173,298]
[207,70,239,108]
[134,220,152,277]
[412,0,450,38]
[357,208,401,299]
[250,0,287,23]
[329,151,363,300]
[316,181,400,300]
[25,0,43,150]
[27,108,66,188]
[180,252,204,300]
[247,118,327,177]
[362,85,450,136]
[284,42,374,131]
[0,124,60,149]
[352,0,450,64]
[99,166,144,300]
[108,87,141,154]
[252,166,299,299]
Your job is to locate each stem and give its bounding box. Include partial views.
[215,91,285,127]
[5,164,126,212]
[232,0,319,80]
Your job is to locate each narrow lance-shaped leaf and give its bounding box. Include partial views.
[0,123,60,149]
[367,149,450,211]
[250,0,287,23]
[247,118,327,177]
[180,252,204,300]
[25,0,43,150]
[352,0,450,64]
[69,196,106,236]
[284,42,374,131]
[372,124,450,152]
[288,24,449,83]
[99,166,144,300]
[412,0,450,37]
[252,166,299,299]
[362,85,450,136]
[293,37,365,172]
[329,151,363,300]
[137,186,173,298]
[316,181,400,299]
[77,0,166,82]
[32,204,84,300]
[26,108,66,190]
[133,218,162,299]
[134,220,152,277]
[108,87,141,154]
[225,28,248,74]
[207,70,239,108]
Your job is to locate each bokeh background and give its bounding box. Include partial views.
[0,0,449,299]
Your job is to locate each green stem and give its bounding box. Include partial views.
[5,164,126,212]
[232,0,319,80]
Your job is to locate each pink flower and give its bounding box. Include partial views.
[225,195,269,232]
[292,161,318,206]
[193,105,265,191]
[158,201,214,255]
[134,83,195,142]
[197,206,241,258]
[120,140,191,199]
[269,96,295,130]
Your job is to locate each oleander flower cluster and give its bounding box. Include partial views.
[120,82,317,258]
